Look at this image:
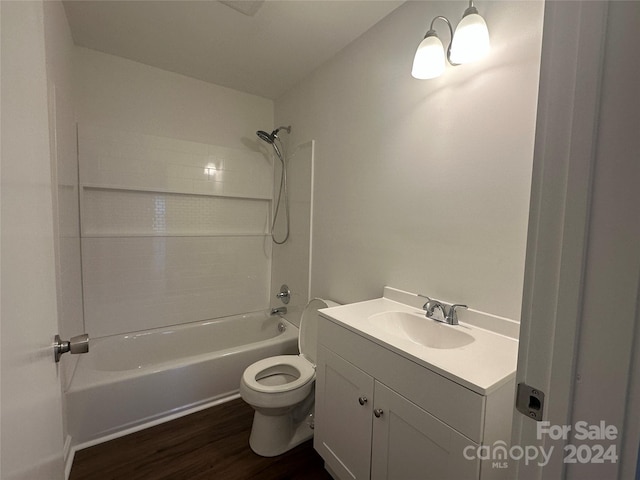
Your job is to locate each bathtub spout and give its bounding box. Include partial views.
[270,307,287,316]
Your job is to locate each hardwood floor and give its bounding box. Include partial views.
[69,398,332,480]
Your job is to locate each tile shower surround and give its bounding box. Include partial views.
[79,125,274,338]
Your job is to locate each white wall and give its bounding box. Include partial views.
[77,125,273,337]
[74,47,273,149]
[275,1,544,321]
[73,48,276,336]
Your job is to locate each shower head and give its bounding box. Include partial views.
[256,130,274,144]
[256,125,291,145]
[257,129,282,158]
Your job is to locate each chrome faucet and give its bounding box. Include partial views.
[421,297,447,322]
[420,295,467,325]
[270,306,287,316]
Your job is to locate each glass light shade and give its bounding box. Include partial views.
[450,13,490,64]
[411,35,445,79]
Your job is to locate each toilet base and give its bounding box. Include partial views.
[248,408,314,457]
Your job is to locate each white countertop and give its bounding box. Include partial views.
[319,297,518,395]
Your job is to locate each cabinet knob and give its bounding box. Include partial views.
[374,408,384,418]
[358,396,368,406]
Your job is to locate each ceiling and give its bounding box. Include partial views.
[63,0,404,100]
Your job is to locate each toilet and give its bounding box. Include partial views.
[240,298,336,457]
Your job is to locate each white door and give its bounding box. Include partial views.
[1,2,65,479]
[512,2,640,479]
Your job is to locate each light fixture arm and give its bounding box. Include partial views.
[466,0,477,11]
[463,1,479,18]
[424,16,458,67]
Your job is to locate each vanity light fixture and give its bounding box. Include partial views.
[411,0,490,79]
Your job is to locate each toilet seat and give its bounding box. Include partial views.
[242,355,315,394]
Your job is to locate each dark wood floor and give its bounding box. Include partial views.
[70,398,332,480]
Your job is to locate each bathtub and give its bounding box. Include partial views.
[66,311,298,447]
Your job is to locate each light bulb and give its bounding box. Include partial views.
[411,33,445,80]
[450,12,490,64]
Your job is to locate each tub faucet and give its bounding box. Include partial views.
[270,306,287,316]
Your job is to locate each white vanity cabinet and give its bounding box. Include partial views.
[315,346,375,480]
[316,346,479,480]
[371,381,479,480]
[314,315,515,480]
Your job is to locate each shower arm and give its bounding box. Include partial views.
[273,126,291,138]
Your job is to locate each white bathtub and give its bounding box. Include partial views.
[67,311,298,447]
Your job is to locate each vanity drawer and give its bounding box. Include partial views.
[319,316,485,443]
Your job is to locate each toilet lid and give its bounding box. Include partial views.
[299,298,337,365]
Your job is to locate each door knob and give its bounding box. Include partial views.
[358,396,368,406]
[54,333,89,363]
[374,408,384,418]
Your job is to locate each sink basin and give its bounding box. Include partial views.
[368,311,474,349]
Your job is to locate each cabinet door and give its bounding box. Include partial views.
[315,346,375,480]
[371,382,480,480]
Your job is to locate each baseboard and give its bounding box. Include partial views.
[71,392,241,453]
[64,435,74,480]
[324,462,339,480]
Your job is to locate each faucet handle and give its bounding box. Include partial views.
[418,294,432,310]
[450,304,468,310]
[446,304,468,325]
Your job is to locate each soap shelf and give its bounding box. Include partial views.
[80,185,271,238]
